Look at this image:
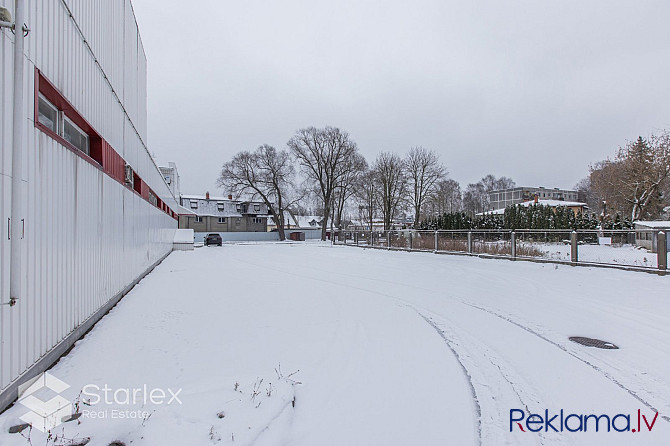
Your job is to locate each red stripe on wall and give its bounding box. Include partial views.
[35,68,178,221]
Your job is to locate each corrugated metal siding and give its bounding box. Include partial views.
[0,0,177,393]
[0,0,16,391]
[102,140,125,183]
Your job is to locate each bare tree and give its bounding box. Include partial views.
[426,179,462,215]
[288,126,360,240]
[373,152,407,230]
[218,145,294,241]
[355,169,377,230]
[463,174,516,215]
[405,147,447,225]
[462,182,487,216]
[574,177,600,213]
[481,174,515,193]
[333,153,368,228]
[590,133,670,220]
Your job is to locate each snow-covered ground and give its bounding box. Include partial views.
[525,243,658,268]
[1,242,669,445]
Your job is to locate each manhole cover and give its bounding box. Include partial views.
[569,337,618,349]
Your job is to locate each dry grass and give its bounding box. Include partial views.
[472,242,511,255]
[516,244,544,257]
[346,232,545,257]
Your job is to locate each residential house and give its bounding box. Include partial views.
[179,193,268,232]
[267,212,324,231]
[293,215,324,229]
[635,221,670,253]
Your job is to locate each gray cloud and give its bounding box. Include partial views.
[133,0,670,195]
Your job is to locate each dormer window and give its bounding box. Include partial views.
[217,202,225,211]
[190,200,198,209]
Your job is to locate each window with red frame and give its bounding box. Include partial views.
[35,70,103,165]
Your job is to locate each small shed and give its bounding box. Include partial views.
[634,221,670,253]
[288,231,305,241]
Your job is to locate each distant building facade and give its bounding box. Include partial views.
[267,212,323,231]
[179,193,268,232]
[479,198,588,216]
[159,162,181,198]
[488,187,580,211]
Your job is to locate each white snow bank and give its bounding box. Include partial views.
[173,229,194,243]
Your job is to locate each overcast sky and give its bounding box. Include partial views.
[132,0,670,196]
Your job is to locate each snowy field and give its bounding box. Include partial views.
[1,242,669,445]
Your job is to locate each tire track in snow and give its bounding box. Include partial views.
[464,303,670,424]
[230,248,547,444]
[249,397,296,446]
[414,312,483,446]
[412,308,558,446]
[229,250,484,444]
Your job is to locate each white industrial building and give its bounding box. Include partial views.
[159,161,181,198]
[0,0,179,411]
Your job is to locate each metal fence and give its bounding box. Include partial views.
[334,229,669,274]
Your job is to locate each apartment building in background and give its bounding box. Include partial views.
[488,186,581,212]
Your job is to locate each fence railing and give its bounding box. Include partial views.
[334,229,668,274]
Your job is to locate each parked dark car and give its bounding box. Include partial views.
[204,233,222,246]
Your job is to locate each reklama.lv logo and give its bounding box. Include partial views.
[510,409,659,433]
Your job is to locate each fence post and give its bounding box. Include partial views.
[658,231,667,272]
[511,231,516,258]
[354,231,358,245]
[467,231,473,254]
[387,231,391,250]
[571,231,578,264]
[409,231,413,251]
[434,231,438,252]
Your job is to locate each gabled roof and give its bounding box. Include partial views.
[181,194,231,201]
[635,221,670,228]
[295,215,323,228]
[176,204,197,216]
[180,195,267,218]
[268,211,297,227]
